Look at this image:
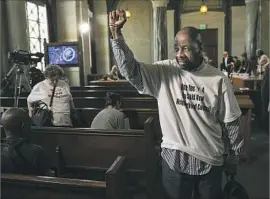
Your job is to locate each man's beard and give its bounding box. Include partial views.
[176,58,200,71]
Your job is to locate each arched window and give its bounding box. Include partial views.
[26,1,49,71]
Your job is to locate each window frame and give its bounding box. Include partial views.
[26,0,49,70]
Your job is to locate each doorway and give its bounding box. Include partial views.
[199,29,218,68]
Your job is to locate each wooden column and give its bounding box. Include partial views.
[172,0,180,36]
[151,0,169,62]
[106,0,119,70]
[245,0,260,60]
[46,0,58,42]
[88,0,97,74]
[224,0,232,53]
[0,0,9,78]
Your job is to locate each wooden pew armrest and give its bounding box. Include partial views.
[105,156,127,199]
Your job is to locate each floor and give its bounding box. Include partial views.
[223,120,269,199]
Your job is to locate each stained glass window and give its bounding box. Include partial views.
[26,1,49,71]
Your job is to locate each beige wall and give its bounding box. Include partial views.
[56,0,77,41]
[231,1,270,57]
[231,6,246,58]
[117,0,153,64]
[167,10,175,60]
[181,11,224,66]
[56,0,81,86]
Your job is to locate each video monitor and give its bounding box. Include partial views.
[46,43,79,66]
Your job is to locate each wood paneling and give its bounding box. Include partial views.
[199,29,218,67]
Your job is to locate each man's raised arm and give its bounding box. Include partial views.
[109,9,161,97]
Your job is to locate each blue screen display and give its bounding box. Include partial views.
[48,45,79,65]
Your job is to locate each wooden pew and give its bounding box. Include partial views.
[1,90,253,110]
[1,157,126,199]
[1,93,251,144]
[0,106,159,127]
[1,117,160,199]
[232,75,262,90]
[87,80,130,86]
[1,90,149,98]
[1,90,148,98]
[71,85,135,91]
[0,97,157,109]
[2,87,249,98]
[71,90,147,97]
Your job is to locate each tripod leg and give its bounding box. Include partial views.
[1,64,17,91]
[16,74,23,107]
[22,73,32,91]
[14,72,19,107]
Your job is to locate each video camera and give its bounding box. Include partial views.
[8,50,44,64]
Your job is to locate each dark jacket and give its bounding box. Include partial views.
[221,56,234,71]
[234,60,242,72]
[260,65,269,132]
[1,137,50,175]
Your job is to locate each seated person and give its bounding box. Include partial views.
[1,108,50,175]
[27,64,75,127]
[91,92,130,129]
[248,56,258,75]
[237,52,248,73]
[232,56,241,72]
[221,51,234,72]
[108,65,119,80]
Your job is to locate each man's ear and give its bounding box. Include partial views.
[194,42,202,53]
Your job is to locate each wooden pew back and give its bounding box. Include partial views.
[0,106,160,130]
[1,90,147,97]
[71,85,134,91]
[1,173,106,199]
[0,117,157,170]
[1,118,158,198]
[0,96,157,109]
[29,127,148,170]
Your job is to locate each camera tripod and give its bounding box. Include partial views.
[1,63,32,107]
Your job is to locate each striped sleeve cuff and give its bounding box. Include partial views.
[110,35,125,46]
[224,117,244,165]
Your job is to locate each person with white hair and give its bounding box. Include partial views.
[109,65,119,80]
[27,64,75,127]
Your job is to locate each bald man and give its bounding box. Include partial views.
[1,108,50,175]
[108,10,244,199]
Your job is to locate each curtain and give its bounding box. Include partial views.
[0,0,9,79]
